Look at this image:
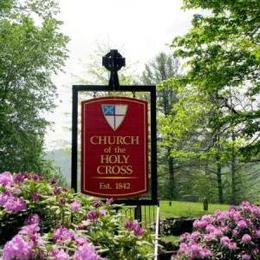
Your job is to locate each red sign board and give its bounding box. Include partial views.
[81,97,148,198]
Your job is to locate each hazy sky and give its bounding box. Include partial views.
[45,0,198,150]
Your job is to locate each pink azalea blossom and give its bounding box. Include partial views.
[255,229,260,238]
[32,192,40,202]
[193,219,208,229]
[70,200,81,212]
[50,248,69,260]
[24,214,40,225]
[3,196,27,213]
[0,172,14,186]
[241,254,251,260]
[190,231,201,242]
[220,236,231,247]
[74,242,100,260]
[228,242,237,250]
[125,220,144,236]
[242,234,252,244]
[237,220,248,229]
[106,198,114,205]
[176,201,260,260]
[179,232,191,242]
[75,236,87,246]
[53,226,75,242]
[3,235,33,260]
[99,208,107,216]
[178,243,189,254]
[87,210,98,221]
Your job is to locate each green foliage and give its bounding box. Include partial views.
[152,0,260,204]
[172,0,260,157]
[0,0,68,173]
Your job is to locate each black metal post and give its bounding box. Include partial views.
[134,205,142,222]
[150,86,158,204]
[71,86,78,192]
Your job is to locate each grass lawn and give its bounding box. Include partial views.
[159,200,229,219]
[122,201,229,227]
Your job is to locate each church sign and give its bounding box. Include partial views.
[81,97,148,198]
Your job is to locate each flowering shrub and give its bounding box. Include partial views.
[175,201,260,259]
[0,172,153,259]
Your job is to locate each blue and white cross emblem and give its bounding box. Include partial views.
[102,104,128,131]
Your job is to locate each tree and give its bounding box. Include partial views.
[141,52,181,199]
[172,0,260,158]
[168,0,260,203]
[0,0,68,173]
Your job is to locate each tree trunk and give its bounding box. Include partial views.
[231,131,236,204]
[168,148,176,199]
[216,154,224,203]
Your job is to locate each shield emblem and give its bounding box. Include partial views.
[102,104,128,131]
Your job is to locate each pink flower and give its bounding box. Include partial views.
[178,243,189,254]
[200,248,212,258]
[125,220,144,236]
[212,228,223,237]
[180,232,191,242]
[20,224,40,236]
[190,243,201,257]
[228,242,237,250]
[24,214,40,225]
[252,248,259,256]
[255,229,260,238]
[14,173,27,183]
[53,226,74,242]
[220,236,231,247]
[215,211,228,221]
[193,219,208,229]
[241,254,251,260]
[204,233,216,241]
[50,248,69,260]
[106,198,114,205]
[242,234,251,244]
[87,210,98,221]
[190,243,211,259]
[3,223,43,260]
[241,201,251,207]
[32,192,40,202]
[191,231,201,242]
[237,220,247,229]
[0,192,12,205]
[99,209,107,216]
[229,208,241,221]
[0,172,13,186]
[70,200,81,212]
[201,215,213,223]
[74,242,100,260]
[3,235,33,260]
[205,224,215,233]
[4,196,27,213]
[232,228,239,237]
[75,236,87,246]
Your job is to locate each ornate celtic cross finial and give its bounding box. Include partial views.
[102,49,125,89]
